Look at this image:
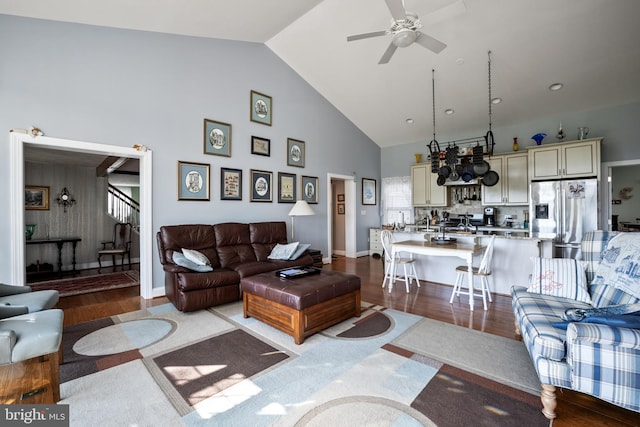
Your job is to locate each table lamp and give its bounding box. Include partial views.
[288,200,315,241]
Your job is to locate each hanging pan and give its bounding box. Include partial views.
[482,170,500,187]
[473,160,491,176]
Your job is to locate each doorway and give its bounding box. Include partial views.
[603,159,640,231]
[9,133,155,298]
[326,173,357,262]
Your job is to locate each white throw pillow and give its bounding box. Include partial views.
[527,257,592,304]
[182,248,210,266]
[289,243,311,260]
[591,233,640,300]
[172,252,213,272]
[268,242,299,260]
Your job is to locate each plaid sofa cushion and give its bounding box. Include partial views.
[512,286,592,361]
[567,322,640,413]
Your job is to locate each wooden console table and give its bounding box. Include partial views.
[26,237,82,277]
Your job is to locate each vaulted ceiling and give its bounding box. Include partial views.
[3,0,640,148]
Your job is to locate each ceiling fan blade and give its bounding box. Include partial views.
[384,0,406,21]
[347,30,387,42]
[378,42,398,64]
[415,31,447,53]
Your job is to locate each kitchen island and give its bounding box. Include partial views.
[388,230,551,296]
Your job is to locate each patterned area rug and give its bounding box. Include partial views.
[29,270,139,296]
[59,301,548,426]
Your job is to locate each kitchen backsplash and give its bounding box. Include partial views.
[415,203,528,228]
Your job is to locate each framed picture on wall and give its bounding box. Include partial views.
[203,119,232,157]
[251,136,270,156]
[278,172,296,203]
[250,169,273,202]
[337,203,345,215]
[250,90,272,126]
[301,175,319,204]
[287,138,305,168]
[25,185,49,210]
[337,194,345,202]
[362,178,377,205]
[220,168,242,200]
[178,161,210,201]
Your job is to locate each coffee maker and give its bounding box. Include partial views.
[484,207,497,226]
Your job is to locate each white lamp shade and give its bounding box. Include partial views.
[288,200,315,217]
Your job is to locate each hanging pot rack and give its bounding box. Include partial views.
[426,50,499,187]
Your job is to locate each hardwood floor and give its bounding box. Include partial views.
[2,256,637,426]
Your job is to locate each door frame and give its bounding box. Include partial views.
[326,173,357,261]
[602,159,640,231]
[9,132,155,299]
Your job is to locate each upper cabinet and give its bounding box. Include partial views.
[528,138,602,180]
[482,152,529,206]
[411,164,448,207]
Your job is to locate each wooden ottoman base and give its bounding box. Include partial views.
[243,290,361,344]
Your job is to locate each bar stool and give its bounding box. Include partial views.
[380,230,420,293]
[450,235,496,310]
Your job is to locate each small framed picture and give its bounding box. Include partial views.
[251,136,270,156]
[362,178,377,205]
[337,203,345,215]
[250,169,273,202]
[221,168,242,200]
[337,194,345,202]
[301,176,319,204]
[250,90,272,126]
[25,185,49,210]
[178,161,210,201]
[204,119,232,157]
[287,138,305,168]
[278,172,296,203]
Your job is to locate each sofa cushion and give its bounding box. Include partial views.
[512,286,592,361]
[268,243,299,260]
[214,223,257,268]
[527,257,591,304]
[181,248,210,266]
[249,222,288,261]
[175,269,239,292]
[591,233,640,301]
[172,252,213,272]
[289,243,311,260]
[581,230,617,284]
[157,225,220,268]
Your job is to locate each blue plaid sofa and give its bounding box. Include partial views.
[511,231,640,420]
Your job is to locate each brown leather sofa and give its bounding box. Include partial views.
[156,221,314,312]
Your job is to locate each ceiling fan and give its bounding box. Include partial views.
[347,0,451,64]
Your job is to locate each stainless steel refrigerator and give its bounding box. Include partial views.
[530,179,599,258]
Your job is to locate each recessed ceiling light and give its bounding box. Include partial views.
[491,97,502,104]
[444,109,455,115]
[549,83,564,91]
[405,118,414,124]
[455,58,465,65]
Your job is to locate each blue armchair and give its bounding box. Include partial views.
[0,283,59,319]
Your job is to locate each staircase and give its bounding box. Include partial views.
[107,184,140,229]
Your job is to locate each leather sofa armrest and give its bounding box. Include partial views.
[0,305,29,319]
[162,264,191,274]
[0,330,17,364]
[0,283,32,296]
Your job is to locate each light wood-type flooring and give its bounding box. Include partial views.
[1,256,637,426]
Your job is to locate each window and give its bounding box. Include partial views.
[381,176,412,225]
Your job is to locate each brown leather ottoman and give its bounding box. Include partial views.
[240,270,361,344]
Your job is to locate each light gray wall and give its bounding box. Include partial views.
[382,101,640,178]
[0,15,381,287]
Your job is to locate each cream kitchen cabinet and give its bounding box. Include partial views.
[411,164,448,207]
[528,138,601,180]
[482,153,529,206]
[369,228,383,256]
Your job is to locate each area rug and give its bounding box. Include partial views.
[29,270,139,296]
[59,301,548,427]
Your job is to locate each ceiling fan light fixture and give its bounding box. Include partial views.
[392,28,416,47]
[549,83,564,91]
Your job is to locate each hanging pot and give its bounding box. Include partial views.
[473,160,491,176]
[482,170,500,187]
[437,174,446,186]
[461,165,475,182]
[438,165,451,178]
